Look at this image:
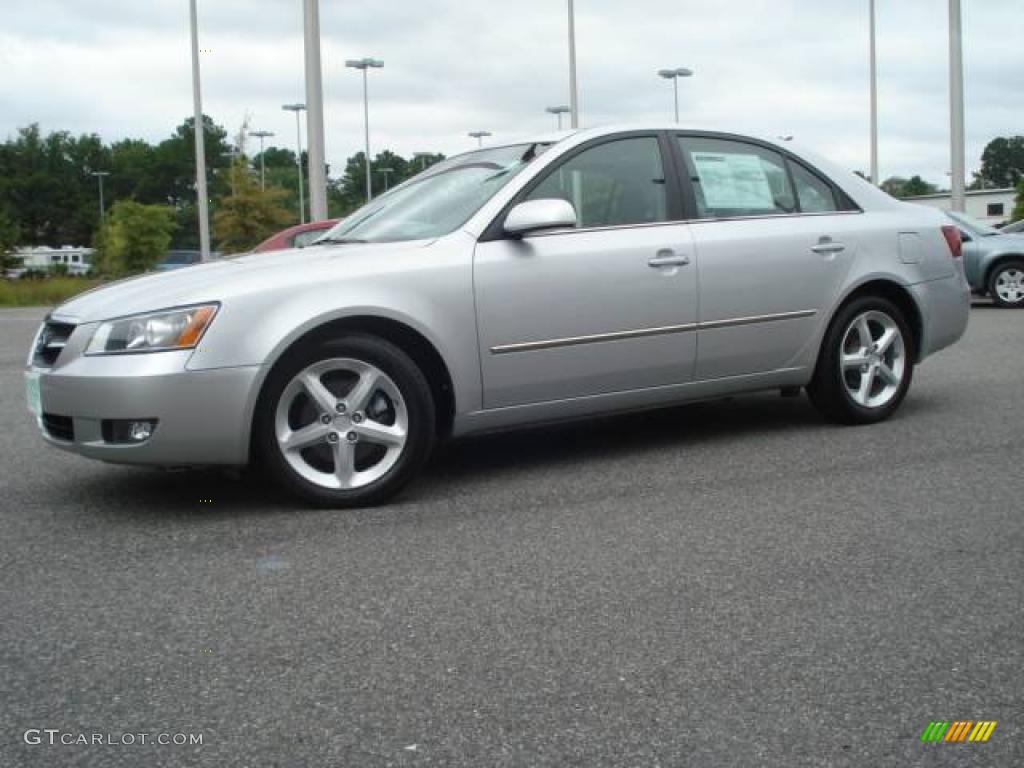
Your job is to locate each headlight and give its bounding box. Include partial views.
[85,304,218,355]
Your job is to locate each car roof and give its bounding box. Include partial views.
[481,123,795,153]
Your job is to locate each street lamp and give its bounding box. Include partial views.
[188,0,211,261]
[378,166,394,193]
[948,0,966,212]
[345,57,384,203]
[468,131,492,148]
[90,171,110,221]
[413,152,434,171]
[567,0,579,128]
[869,0,879,185]
[657,67,693,123]
[282,104,307,223]
[248,130,275,190]
[546,105,571,130]
[302,0,327,221]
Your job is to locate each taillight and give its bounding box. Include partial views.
[941,225,962,258]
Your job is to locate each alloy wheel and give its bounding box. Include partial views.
[274,358,408,490]
[839,310,906,409]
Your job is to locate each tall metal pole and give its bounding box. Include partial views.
[949,0,966,212]
[189,0,211,260]
[567,0,579,128]
[363,67,372,202]
[658,69,692,123]
[283,105,306,223]
[249,130,274,191]
[303,0,328,221]
[869,0,879,185]
[91,172,109,221]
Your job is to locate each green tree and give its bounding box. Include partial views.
[0,124,109,246]
[213,159,292,253]
[880,175,937,198]
[978,136,1024,188]
[901,175,938,197]
[97,200,176,276]
[1013,180,1024,222]
[0,206,22,272]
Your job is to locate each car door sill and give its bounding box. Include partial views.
[454,367,809,438]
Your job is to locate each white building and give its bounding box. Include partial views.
[905,187,1016,226]
[13,245,94,275]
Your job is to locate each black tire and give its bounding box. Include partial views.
[807,296,914,425]
[987,260,1024,308]
[254,334,435,508]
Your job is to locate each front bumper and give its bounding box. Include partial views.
[28,322,262,466]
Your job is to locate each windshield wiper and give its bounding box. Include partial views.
[316,236,370,245]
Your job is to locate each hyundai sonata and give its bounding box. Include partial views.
[26,125,970,506]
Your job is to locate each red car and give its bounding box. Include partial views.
[252,219,339,253]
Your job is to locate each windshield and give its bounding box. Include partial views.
[946,210,1001,237]
[318,143,548,244]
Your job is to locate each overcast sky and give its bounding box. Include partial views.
[1,0,1020,186]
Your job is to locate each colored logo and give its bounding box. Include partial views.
[921,721,997,742]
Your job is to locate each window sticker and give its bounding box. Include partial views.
[691,152,774,209]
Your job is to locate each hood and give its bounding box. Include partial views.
[52,240,434,323]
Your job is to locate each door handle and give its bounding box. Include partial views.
[648,252,691,268]
[811,238,845,255]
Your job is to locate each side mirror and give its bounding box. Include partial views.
[503,199,577,237]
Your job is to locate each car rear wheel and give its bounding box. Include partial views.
[807,296,914,425]
[988,260,1024,308]
[255,334,435,507]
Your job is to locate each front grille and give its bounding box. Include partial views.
[42,413,74,442]
[33,320,76,367]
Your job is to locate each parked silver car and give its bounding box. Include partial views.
[25,125,970,506]
[946,210,1024,307]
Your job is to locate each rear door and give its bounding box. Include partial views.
[674,135,860,380]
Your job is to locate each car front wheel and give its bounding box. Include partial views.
[807,296,914,425]
[988,260,1024,308]
[255,334,435,507]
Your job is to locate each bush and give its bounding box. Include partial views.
[96,200,177,276]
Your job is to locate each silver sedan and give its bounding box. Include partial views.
[25,125,970,507]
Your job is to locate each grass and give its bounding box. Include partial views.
[0,276,104,307]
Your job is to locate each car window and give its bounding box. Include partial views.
[789,161,838,213]
[678,137,796,219]
[292,230,324,248]
[525,137,668,229]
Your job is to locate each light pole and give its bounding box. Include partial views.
[657,67,693,123]
[302,0,328,221]
[188,0,211,261]
[378,167,394,193]
[567,0,579,128]
[345,57,384,203]
[90,171,110,221]
[869,0,879,185]
[469,131,492,148]
[949,0,966,212]
[282,104,306,223]
[546,105,571,130]
[413,152,434,171]
[248,130,274,190]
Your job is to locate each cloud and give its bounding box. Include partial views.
[1,0,1020,186]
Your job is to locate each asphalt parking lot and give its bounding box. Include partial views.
[1,304,1021,767]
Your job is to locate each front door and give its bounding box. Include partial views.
[474,135,699,409]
